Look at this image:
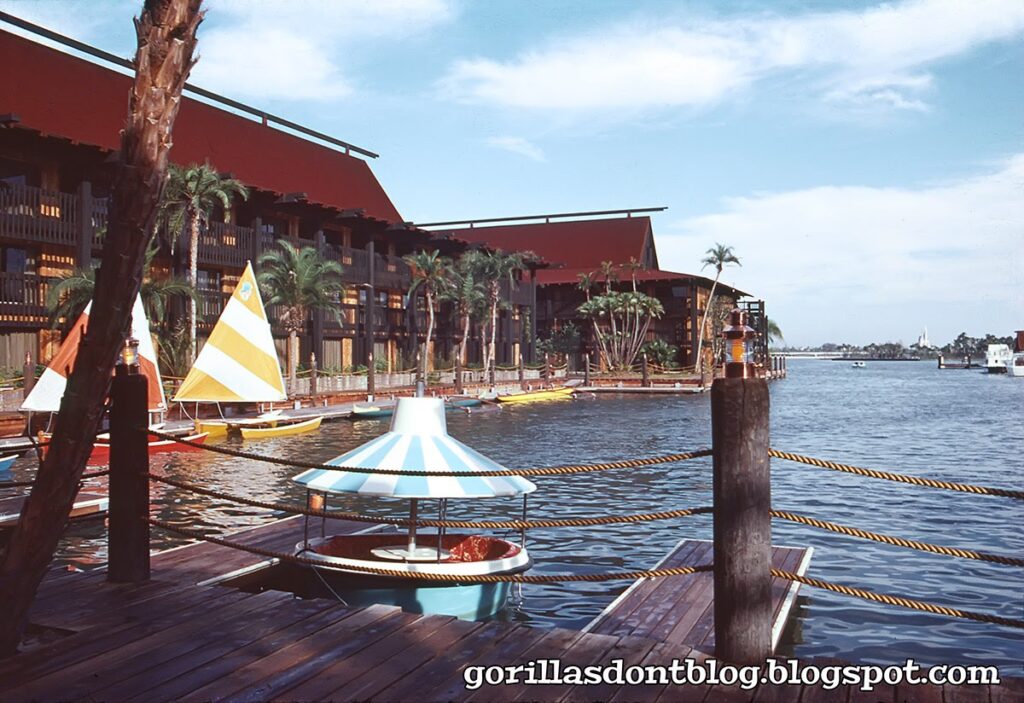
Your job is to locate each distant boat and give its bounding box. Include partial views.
[986,344,1011,374]
[240,416,322,439]
[1007,353,1024,378]
[350,403,394,419]
[495,386,575,404]
[851,361,866,368]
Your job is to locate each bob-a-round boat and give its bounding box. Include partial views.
[292,396,536,620]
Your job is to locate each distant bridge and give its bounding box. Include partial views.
[776,351,838,359]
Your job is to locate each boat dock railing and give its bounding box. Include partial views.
[88,358,1024,666]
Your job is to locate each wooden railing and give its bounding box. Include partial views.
[199,221,255,268]
[0,184,78,245]
[0,271,50,322]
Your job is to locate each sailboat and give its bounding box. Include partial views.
[22,295,209,463]
[174,262,322,439]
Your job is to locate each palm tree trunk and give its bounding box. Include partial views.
[0,0,202,657]
[489,286,501,384]
[289,328,298,396]
[459,311,470,363]
[425,289,434,372]
[188,211,200,363]
[694,274,721,378]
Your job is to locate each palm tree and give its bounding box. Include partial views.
[767,319,784,346]
[442,257,488,364]
[160,163,248,361]
[257,240,344,394]
[47,241,197,331]
[403,250,450,370]
[694,243,741,378]
[466,250,531,381]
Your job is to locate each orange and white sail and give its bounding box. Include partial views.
[173,262,286,403]
[21,295,167,413]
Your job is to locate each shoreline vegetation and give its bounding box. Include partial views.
[773,331,1013,360]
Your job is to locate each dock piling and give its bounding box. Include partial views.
[641,353,650,387]
[711,370,771,664]
[108,365,150,583]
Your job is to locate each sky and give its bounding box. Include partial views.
[2,0,1022,346]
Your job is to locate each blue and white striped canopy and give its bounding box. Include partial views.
[293,398,536,499]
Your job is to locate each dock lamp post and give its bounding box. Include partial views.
[711,307,771,664]
[722,309,756,379]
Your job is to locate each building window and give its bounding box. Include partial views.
[197,269,221,292]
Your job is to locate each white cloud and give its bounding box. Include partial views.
[441,0,1024,115]
[189,0,457,100]
[486,136,546,162]
[659,155,1024,345]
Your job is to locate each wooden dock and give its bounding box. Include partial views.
[584,539,811,653]
[0,491,107,530]
[2,517,1017,701]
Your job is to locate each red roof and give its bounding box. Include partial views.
[0,29,402,222]
[438,216,655,270]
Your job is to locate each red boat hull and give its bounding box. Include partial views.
[42,432,209,465]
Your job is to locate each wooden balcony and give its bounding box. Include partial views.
[0,272,50,327]
[0,185,79,246]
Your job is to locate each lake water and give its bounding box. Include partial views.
[4,359,1022,673]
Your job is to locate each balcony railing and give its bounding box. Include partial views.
[200,221,255,268]
[0,272,50,322]
[0,185,78,246]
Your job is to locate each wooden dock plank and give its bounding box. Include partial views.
[279,613,456,700]
[560,634,660,703]
[587,539,811,656]
[207,605,413,703]
[375,621,520,702]
[335,618,486,702]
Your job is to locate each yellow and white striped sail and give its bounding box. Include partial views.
[173,262,286,403]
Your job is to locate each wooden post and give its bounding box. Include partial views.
[366,241,376,400]
[518,351,526,390]
[543,353,551,382]
[250,217,262,263]
[454,352,463,395]
[76,181,93,269]
[641,353,650,387]
[309,352,318,399]
[584,352,590,386]
[22,352,34,397]
[711,375,771,664]
[108,366,150,583]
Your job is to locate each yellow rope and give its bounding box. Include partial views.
[148,518,713,583]
[771,509,1024,567]
[146,428,711,477]
[147,473,712,528]
[773,569,1024,629]
[770,449,1024,500]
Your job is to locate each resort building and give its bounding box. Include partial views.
[0,24,480,373]
[1,19,757,377]
[425,212,750,368]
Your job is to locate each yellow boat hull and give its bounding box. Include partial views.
[240,416,322,439]
[495,386,575,404]
[196,420,230,438]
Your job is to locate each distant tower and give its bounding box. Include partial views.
[917,327,931,349]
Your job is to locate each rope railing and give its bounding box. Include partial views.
[148,517,714,583]
[147,472,713,528]
[770,449,1024,499]
[771,509,1024,567]
[772,569,1024,630]
[145,428,712,477]
[144,518,1024,628]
